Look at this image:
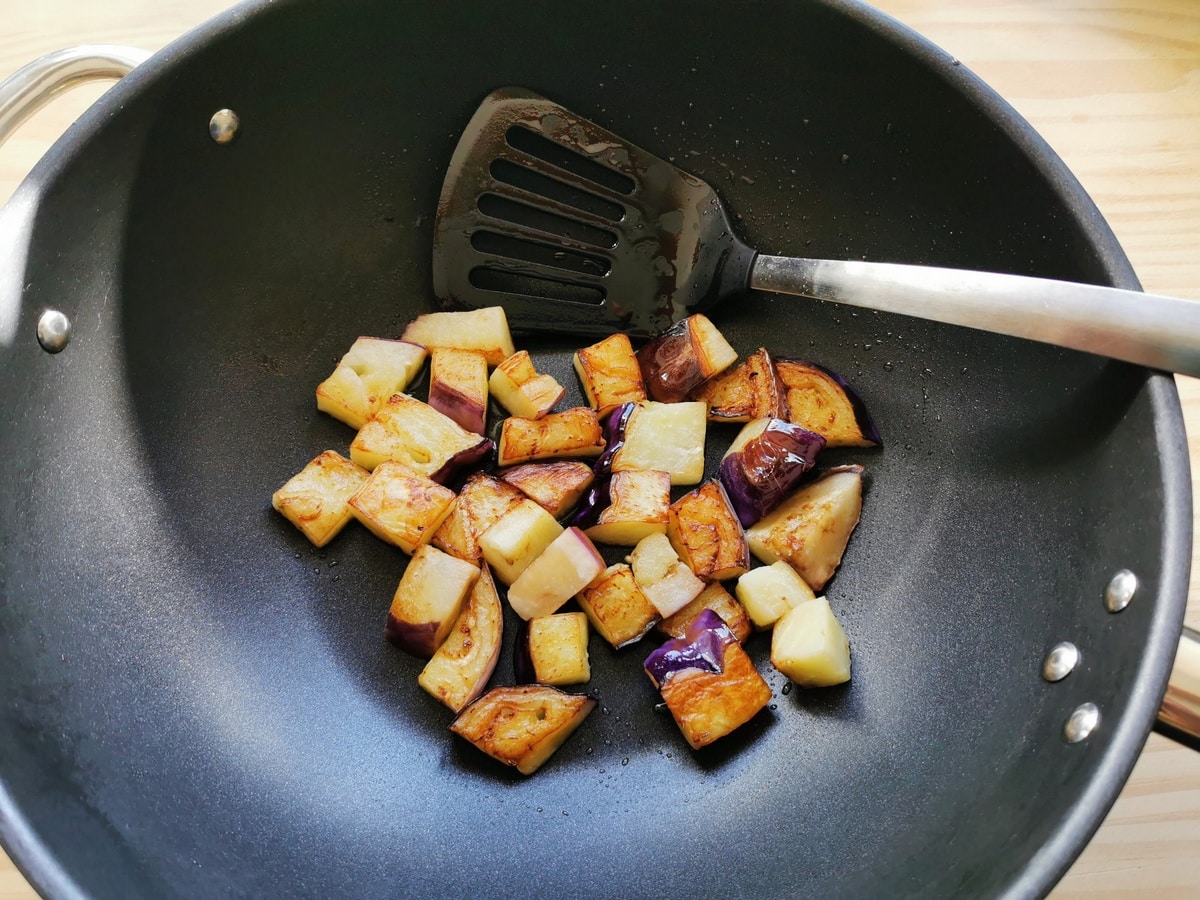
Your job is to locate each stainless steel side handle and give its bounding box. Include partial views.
[0,44,149,149]
[1161,628,1200,744]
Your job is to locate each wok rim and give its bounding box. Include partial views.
[0,0,1191,897]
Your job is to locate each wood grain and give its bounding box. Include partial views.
[1,1,1198,896]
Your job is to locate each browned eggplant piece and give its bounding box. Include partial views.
[489,350,566,419]
[428,347,489,435]
[573,332,647,415]
[666,479,750,581]
[349,392,493,481]
[745,465,864,591]
[575,563,660,648]
[690,347,785,423]
[636,313,738,402]
[775,358,881,448]
[450,685,596,775]
[418,564,504,712]
[272,450,369,548]
[347,460,457,555]
[385,545,480,658]
[644,609,771,749]
[497,407,606,466]
[499,460,595,519]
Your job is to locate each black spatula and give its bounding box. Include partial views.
[434,87,1200,374]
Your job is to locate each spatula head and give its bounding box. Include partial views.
[433,87,755,338]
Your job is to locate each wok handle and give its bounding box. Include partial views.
[1159,627,1200,748]
[0,45,149,149]
[750,255,1200,376]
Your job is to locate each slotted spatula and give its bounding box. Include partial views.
[433,87,1200,374]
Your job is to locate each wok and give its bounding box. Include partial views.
[1,0,1199,896]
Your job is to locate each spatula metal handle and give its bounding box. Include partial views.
[750,255,1200,375]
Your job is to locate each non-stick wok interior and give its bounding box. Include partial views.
[0,1,1188,897]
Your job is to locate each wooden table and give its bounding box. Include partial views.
[1,1,1198,896]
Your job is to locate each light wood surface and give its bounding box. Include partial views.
[1,1,1198,896]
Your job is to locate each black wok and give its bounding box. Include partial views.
[0,1,1194,897]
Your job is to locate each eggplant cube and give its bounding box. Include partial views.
[524,612,591,686]
[272,450,369,547]
[418,564,504,712]
[775,358,881,448]
[612,401,707,486]
[771,596,851,687]
[506,527,606,620]
[428,347,489,435]
[719,417,825,527]
[628,532,706,618]
[636,313,739,402]
[659,581,753,643]
[315,337,428,430]
[489,350,566,420]
[573,332,647,415]
[450,685,596,775]
[385,544,480,658]
[576,563,660,648]
[745,465,864,591]
[400,306,516,367]
[499,460,595,519]
[497,407,606,467]
[349,392,492,481]
[585,469,671,546]
[659,640,770,749]
[734,560,817,629]
[645,611,771,749]
[478,498,564,585]
[347,460,457,554]
[431,474,526,562]
[690,347,784,423]
[667,479,750,581]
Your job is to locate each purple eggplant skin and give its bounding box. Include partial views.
[644,609,739,688]
[637,319,704,402]
[777,358,883,447]
[513,619,535,684]
[567,403,635,527]
[385,614,440,658]
[567,478,612,530]
[431,438,496,485]
[591,401,637,479]
[719,420,826,527]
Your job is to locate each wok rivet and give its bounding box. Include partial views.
[36,309,71,353]
[1064,702,1100,743]
[1042,642,1080,682]
[209,108,240,144]
[1105,569,1138,613]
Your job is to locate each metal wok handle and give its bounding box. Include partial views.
[750,255,1200,377]
[0,44,149,148]
[1161,628,1200,746]
[0,45,147,349]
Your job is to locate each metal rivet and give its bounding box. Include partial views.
[1043,642,1080,682]
[1064,702,1100,743]
[1105,569,1138,613]
[36,309,71,353]
[209,109,240,144]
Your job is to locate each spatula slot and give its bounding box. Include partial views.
[489,158,625,223]
[477,193,618,250]
[505,125,636,197]
[469,267,606,306]
[471,230,612,277]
